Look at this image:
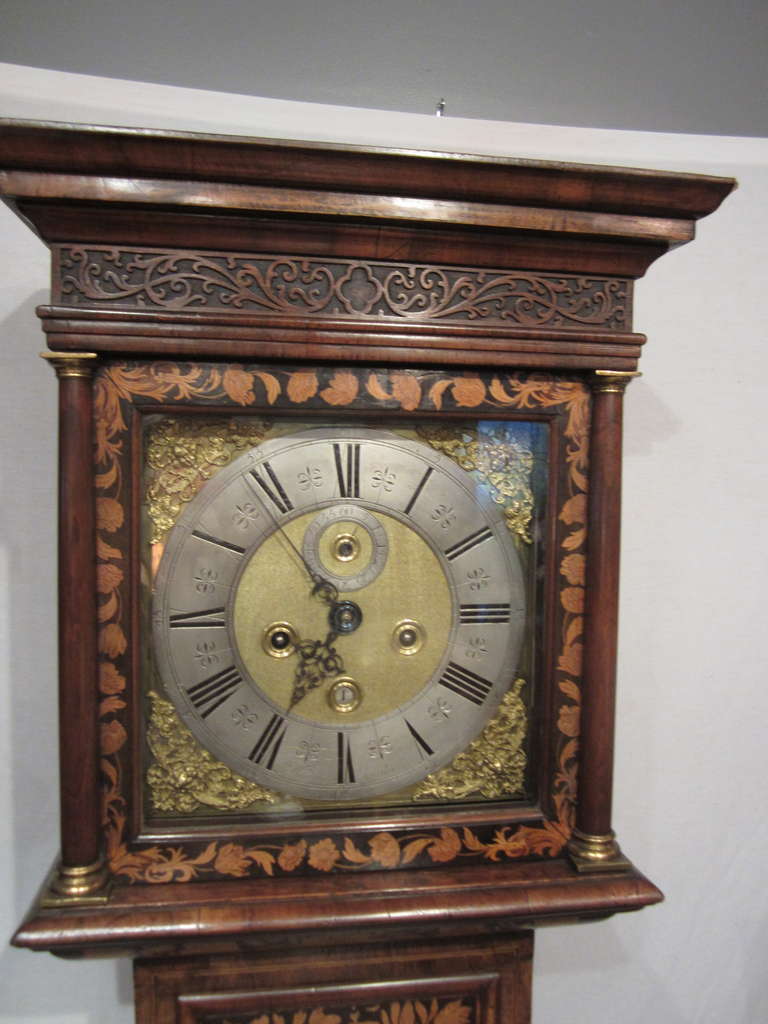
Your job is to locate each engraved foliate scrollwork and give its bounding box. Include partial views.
[58,246,629,329]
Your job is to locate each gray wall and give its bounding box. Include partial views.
[2,0,767,136]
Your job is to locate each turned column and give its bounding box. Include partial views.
[41,352,110,902]
[567,370,638,872]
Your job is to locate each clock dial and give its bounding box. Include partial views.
[153,427,526,801]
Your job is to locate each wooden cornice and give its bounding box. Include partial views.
[0,119,736,282]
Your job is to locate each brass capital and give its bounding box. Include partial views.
[566,828,632,874]
[591,370,642,394]
[40,351,99,379]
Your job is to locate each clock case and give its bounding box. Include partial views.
[1,121,733,963]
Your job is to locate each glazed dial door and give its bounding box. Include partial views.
[153,427,526,801]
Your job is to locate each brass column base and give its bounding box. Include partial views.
[40,857,113,907]
[566,829,632,874]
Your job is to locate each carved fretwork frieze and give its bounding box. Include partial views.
[55,246,631,329]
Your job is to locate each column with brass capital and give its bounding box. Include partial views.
[40,352,110,903]
[567,370,640,873]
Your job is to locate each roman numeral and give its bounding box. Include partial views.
[250,461,293,514]
[191,530,246,555]
[337,732,355,784]
[248,713,287,770]
[186,665,242,718]
[459,603,511,624]
[444,526,493,561]
[404,466,433,515]
[169,607,227,628]
[439,662,494,706]
[333,442,360,498]
[405,719,434,757]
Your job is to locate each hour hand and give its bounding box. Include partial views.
[288,633,344,709]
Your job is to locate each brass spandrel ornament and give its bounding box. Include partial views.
[413,679,528,802]
[145,417,271,544]
[146,418,536,547]
[416,425,535,543]
[146,683,528,815]
[146,691,278,814]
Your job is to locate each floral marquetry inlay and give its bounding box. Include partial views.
[57,246,630,329]
[215,996,476,1024]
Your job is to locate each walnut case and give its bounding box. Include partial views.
[0,120,734,1021]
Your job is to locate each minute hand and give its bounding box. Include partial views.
[249,462,339,605]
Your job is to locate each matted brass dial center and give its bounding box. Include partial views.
[234,505,452,727]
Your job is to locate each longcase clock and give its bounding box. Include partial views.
[0,119,734,1023]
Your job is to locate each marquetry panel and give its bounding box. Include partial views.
[134,933,533,1024]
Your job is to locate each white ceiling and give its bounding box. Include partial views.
[2,0,766,137]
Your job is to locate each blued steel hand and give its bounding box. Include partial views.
[288,631,345,709]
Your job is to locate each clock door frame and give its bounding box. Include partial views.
[84,360,585,885]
